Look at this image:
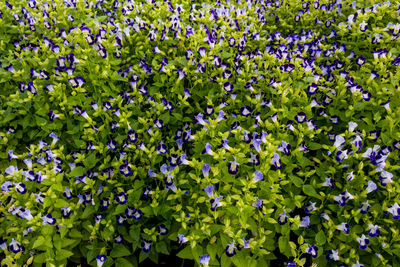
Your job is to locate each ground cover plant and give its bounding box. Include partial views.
[1,0,400,266]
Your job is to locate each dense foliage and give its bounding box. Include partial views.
[1,0,400,266]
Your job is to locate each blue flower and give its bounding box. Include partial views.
[204,185,215,198]
[228,157,239,174]
[114,235,123,244]
[278,211,288,224]
[115,192,127,205]
[326,250,340,262]
[295,112,307,123]
[5,165,18,175]
[210,196,223,211]
[202,164,211,177]
[252,197,263,211]
[8,150,17,161]
[199,254,210,266]
[9,238,21,253]
[116,214,127,225]
[41,213,56,225]
[157,224,168,235]
[96,255,107,267]
[304,202,316,214]
[61,207,72,218]
[368,224,381,237]
[15,182,26,194]
[334,190,353,206]
[240,105,253,116]
[253,170,263,183]
[337,222,350,234]
[225,240,236,257]
[305,244,318,258]
[133,209,143,220]
[335,150,348,163]
[299,216,310,228]
[119,162,132,177]
[387,203,400,220]
[277,141,291,156]
[178,234,188,246]
[94,214,104,223]
[141,240,152,253]
[271,153,281,169]
[322,177,335,189]
[357,235,369,250]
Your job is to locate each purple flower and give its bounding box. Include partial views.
[120,162,132,177]
[157,224,168,235]
[178,234,188,246]
[9,239,21,253]
[141,240,152,253]
[278,211,288,224]
[368,224,381,237]
[252,197,263,211]
[240,106,253,116]
[116,214,127,225]
[356,56,366,66]
[271,153,281,169]
[204,185,215,198]
[228,157,239,175]
[387,203,400,220]
[359,21,368,32]
[15,182,26,194]
[334,190,353,206]
[337,222,350,234]
[202,164,211,177]
[225,240,236,257]
[253,170,263,183]
[199,254,210,266]
[357,235,369,250]
[96,255,107,267]
[294,112,307,123]
[277,141,291,156]
[299,216,310,228]
[115,192,127,205]
[210,196,223,211]
[198,47,207,57]
[41,213,56,225]
[305,244,318,258]
[177,68,186,79]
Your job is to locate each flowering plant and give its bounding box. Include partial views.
[1,0,400,267]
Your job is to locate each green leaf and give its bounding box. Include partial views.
[289,175,303,187]
[70,166,85,177]
[33,236,46,249]
[206,244,218,260]
[176,245,193,259]
[129,226,141,241]
[33,253,47,264]
[81,205,95,219]
[315,231,326,245]
[56,249,74,261]
[115,258,135,267]
[69,229,82,239]
[139,251,149,263]
[54,199,68,208]
[156,241,169,255]
[302,184,321,199]
[84,152,97,169]
[279,236,292,257]
[308,142,322,150]
[110,244,131,258]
